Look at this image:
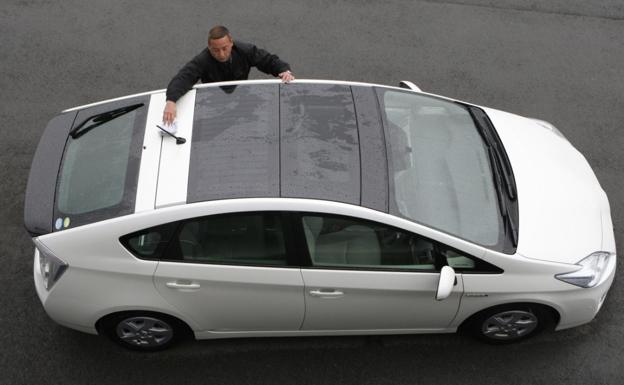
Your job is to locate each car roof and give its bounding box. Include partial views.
[151,81,389,212]
[61,79,459,113]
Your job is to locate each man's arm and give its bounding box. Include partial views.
[163,52,205,124]
[240,42,292,79]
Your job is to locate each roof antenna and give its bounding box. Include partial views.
[156,125,186,145]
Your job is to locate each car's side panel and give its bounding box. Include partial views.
[153,263,305,332]
[24,111,78,236]
[447,248,616,330]
[34,227,200,332]
[135,93,167,213]
[155,90,196,208]
[38,198,575,336]
[351,86,388,212]
[300,269,463,330]
[193,327,456,340]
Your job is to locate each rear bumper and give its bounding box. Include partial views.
[33,249,98,335]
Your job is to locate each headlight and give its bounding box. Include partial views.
[555,251,612,288]
[34,239,68,290]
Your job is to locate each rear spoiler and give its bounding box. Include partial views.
[24,111,77,237]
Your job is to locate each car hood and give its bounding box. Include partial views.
[483,107,608,265]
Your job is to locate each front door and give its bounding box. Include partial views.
[297,213,463,331]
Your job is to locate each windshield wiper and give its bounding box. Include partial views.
[466,105,517,200]
[69,103,144,139]
[488,140,518,247]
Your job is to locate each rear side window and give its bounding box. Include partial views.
[167,212,288,266]
[120,222,178,259]
[54,98,148,230]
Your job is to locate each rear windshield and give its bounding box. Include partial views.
[54,97,148,230]
[376,89,501,247]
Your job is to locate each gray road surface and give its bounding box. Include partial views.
[1,1,623,384]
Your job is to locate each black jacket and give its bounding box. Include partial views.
[165,40,291,102]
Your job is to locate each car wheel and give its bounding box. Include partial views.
[102,312,186,351]
[465,304,553,344]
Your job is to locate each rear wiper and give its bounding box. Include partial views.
[69,103,144,139]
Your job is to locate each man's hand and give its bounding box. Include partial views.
[163,101,177,125]
[279,70,295,83]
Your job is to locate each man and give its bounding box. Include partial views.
[163,25,295,124]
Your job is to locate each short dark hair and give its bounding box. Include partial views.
[208,25,230,41]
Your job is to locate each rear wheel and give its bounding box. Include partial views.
[464,304,554,344]
[101,312,188,351]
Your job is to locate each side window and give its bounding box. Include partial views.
[301,214,438,270]
[301,214,501,273]
[172,212,288,266]
[120,222,178,259]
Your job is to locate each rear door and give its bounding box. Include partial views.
[152,211,305,332]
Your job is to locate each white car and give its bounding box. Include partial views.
[24,79,616,351]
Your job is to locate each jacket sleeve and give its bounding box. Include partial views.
[243,42,291,77]
[165,52,205,102]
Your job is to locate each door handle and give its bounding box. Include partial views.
[166,281,200,290]
[309,289,344,298]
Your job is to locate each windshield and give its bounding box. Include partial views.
[377,89,501,246]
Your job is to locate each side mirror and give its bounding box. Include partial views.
[436,266,456,301]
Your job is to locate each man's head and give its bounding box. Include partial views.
[208,25,233,62]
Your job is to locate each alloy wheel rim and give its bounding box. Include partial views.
[116,316,173,347]
[481,310,538,340]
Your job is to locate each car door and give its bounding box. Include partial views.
[297,213,464,331]
[152,211,305,332]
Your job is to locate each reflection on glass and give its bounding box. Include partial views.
[302,214,438,270]
[190,85,279,201]
[57,111,136,214]
[281,84,360,204]
[381,90,500,246]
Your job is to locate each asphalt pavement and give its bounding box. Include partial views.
[1,1,623,384]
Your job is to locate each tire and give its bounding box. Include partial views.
[463,304,555,344]
[101,312,189,351]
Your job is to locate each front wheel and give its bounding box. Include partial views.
[464,304,554,344]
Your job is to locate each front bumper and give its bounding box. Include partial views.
[554,253,616,330]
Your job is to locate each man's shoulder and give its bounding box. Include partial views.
[233,40,257,54]
[192,48,213,62]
